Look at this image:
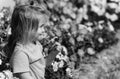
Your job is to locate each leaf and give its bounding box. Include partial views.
[70,54,77,62]
[76,35,84,42]
[68,61,75,69]
[69,37,75,45]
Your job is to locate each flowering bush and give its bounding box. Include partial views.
[0,7,12,79]
[1,0,120,79]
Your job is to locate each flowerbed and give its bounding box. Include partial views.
[1,0,120,79]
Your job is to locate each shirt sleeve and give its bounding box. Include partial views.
[11,50,30,74]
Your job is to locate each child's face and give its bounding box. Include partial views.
[36,22,48,41]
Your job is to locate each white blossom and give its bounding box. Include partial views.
[0,12,4,18]
[108,3,118,9]
[66,67,72,77]
[85,22,93,27]
[91,4,100,13]
[105,13,118,21]
[108,21,114,31]
[76,35,84,42]
[56,53,62,60]
[78,24,87,30]
[56,43,62,51]
[115,3,120,13]
[98,24,103,30]
[62,55,69,62]
[77,49,85,57]
[105,12,110,19]
[63,7,71,14]
[0,72,5,79]
[87,27,93,32]
[6,26,11,35]
[48,3,54,9]
[70,13,76,19]
[3,70,13,79]
[59,1,66,7]
[91,4,105,16]
[60,23,71,30]
[62,46,68,55]
[98,37,104,43]
[52,61,59,72]
[87,47,95,55]
[110,14,118,22]
[58,60,64,68]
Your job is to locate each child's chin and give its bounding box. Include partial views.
[37,34,48,40]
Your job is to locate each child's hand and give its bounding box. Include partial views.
[45,42,61,66]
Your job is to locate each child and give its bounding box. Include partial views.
[6,5,50,79]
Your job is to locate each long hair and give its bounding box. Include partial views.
[5,5,49,61]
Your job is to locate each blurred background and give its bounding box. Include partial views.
[1,0,120,79]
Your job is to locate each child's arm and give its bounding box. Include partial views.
[45,49,59,66]
[45,43,62,66]
[10,49,33,79]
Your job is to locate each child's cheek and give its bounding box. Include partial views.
[37,27,48,40]
[37,33,48,40]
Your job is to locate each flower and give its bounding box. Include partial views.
[91,4,105,16]
[58,60,64,68]
[47,2,54,9]
[0,12,4,18]
[6,26,11,35]
[61,46,68,55]
[78,24,87,30]
[87,27,93,32]
[56,51,68,62]
[59,1,66,7]
[60,23,71,30]
[108,2,118,9]
[66,67,72,77]
[98,24,103,30]
[56,53,63,60]
[98,37,104,43]
[62,55,69,62]
[77,49,85,57]
[105,13,118,22]
[87,47,95,55]
[69,37,75,45]
[107,21,114,31]
[110,14,118,21]
[76,35,84,42]
[52,61,59,72]
[0,72,5,79]
[2,70,13,79]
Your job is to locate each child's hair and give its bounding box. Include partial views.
[5,5,50,61]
